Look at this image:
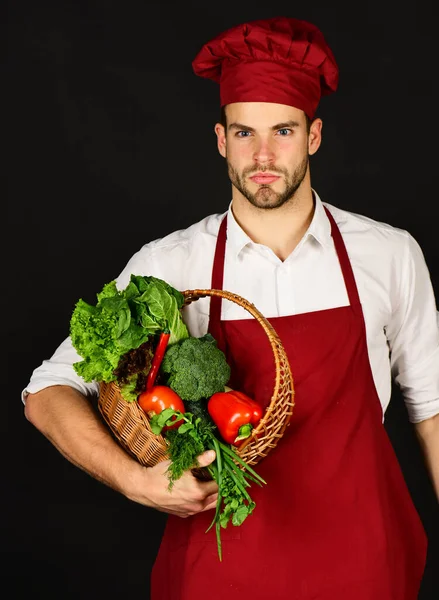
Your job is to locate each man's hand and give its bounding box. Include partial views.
[132,450,219,518]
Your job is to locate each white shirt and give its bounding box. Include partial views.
[24,192,439,423]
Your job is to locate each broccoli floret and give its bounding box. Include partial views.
[161,334,231,401]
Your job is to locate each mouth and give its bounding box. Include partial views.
[249,173,281,185]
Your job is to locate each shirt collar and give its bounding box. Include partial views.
[225,203,252,256]
[226,190,333,258]
[307,190,333,248]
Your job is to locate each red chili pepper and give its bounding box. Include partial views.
[207,390,263,446]
[146,330,170,391]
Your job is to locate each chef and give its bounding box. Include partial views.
[24,16,438,600]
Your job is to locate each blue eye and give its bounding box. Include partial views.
[277,128,291,136]
[236,130,251,137]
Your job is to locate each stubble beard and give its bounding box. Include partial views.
[227,154,309,210]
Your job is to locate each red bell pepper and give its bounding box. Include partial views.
[207,390,263,446]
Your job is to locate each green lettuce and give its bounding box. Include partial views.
[70,275,189,388]
[119,372,144,404]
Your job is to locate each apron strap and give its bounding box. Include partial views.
[208,206,363,335]
[207,215,228,350]
[323,207,361,307]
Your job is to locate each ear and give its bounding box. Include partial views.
[308,118,322,156]
[214,123,227,158]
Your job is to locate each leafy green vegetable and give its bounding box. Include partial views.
[118,371,145,403]
[129,275,188,345]
[160,416,212,483]
[150,408,266,561]
[160,334,231,401]
[70,275,189,400]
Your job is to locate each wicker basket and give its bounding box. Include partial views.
[98,289,295,467]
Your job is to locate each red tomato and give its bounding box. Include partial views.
[138,385,185,431]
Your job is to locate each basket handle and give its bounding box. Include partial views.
[182,289,294,453]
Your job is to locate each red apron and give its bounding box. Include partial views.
[151,209,427,600]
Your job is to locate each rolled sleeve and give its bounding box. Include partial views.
[387,232,439,422]
[22,336,100,405]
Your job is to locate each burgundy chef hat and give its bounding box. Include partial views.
[192,16,339,119]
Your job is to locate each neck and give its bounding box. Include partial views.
[231,186,315,262]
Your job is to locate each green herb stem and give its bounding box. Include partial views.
[217,442,266,484]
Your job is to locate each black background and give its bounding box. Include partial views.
[7,1,439,598]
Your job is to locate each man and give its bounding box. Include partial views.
[23,16,438,600]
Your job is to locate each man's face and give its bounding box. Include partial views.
[215,102,320,210]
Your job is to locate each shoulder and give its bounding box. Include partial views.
[323,201,413,256]
[146,212,224,254]
[322,202,432,296]
[116,212,225,289]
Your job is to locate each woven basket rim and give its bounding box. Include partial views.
[181,288,294,449]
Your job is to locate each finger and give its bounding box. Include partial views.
[156,507,189,518]
[196,450,216,467]
[198,492,219,513]
[196,479,219,496]
[200,499,218,512]
[204,493,219,505]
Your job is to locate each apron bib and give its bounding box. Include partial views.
[151,209,427,600]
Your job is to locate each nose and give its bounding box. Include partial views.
[253,137,276,164]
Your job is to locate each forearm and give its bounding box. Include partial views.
[414,413,439,501]
[24,385,143,500]
[24,385,219,517]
